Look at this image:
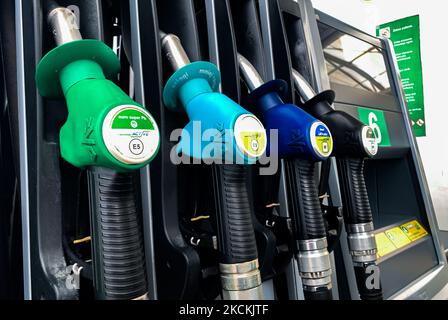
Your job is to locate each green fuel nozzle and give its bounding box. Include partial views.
[36,5,160,172]
[36,3,155,300]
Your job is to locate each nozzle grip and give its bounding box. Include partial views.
[285,159,327,240]
[88,167,148,300]
[212,165,258,264]
[338,158,373,224]
[304,287,333,300]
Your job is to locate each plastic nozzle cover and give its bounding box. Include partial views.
[36,18,161,170]
[235,55,332,160]
[249,81,332,160]
[292,69,377,158]
[161,44,266,163]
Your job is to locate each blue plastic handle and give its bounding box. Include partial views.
[163,61,267,164]
[249,80,333,161]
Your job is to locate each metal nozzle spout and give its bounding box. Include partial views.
[160,33,191,71]
[292,68,317,102]
[237,53,265,92]
[47,6,82,46]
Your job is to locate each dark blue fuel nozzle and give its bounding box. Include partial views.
[238,55,333,161]
[238,54,334,300]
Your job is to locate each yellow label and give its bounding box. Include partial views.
[375,220,429,259]
[315,136,332,156]
[385,227,411,248]
[375,232,397,258]
[400,220,428,242]
[240,132,267,157]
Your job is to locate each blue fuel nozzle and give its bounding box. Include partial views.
[161,34,267,164]
[237,54,333,161]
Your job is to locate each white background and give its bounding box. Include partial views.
[311,0,448,230]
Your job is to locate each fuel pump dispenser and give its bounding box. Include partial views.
[292,69,382,300]
[35,2,160,299]
[160,33,267,300]
[8,0,447,301]
[238,54,334,300]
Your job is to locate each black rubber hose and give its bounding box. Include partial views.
[338,158,383,300]
[285,159,332,300]
[304,287,333,300]
[212,164,258,264]
[354,264,383,300]
[285,159,327,240]
[337,158,373,224]
[87,167,147,300]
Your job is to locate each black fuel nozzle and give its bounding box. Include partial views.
[292,69,378,159]
[292,69,382,300]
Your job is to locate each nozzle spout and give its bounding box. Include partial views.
[47,5,82,46]
[237,53,265,92]
[160,33,191,71]
[292,68,316,102]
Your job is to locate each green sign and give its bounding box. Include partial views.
[358,107,391,147]
[376,15,425,137]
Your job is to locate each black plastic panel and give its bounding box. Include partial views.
[379,237,438,298]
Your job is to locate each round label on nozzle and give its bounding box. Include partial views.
[310,122,333,159]
[361,126,378,157]
[234,114,267,159]
[102,105,160,165]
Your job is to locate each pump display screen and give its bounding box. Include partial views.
[318,22,393,97]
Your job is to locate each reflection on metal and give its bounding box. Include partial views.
[237,53,265,91]
[292,68,316,102]
[219,260,264,300]
[160,33,191,71]
[48,7,82,46]
[325,52,386,92]
[318,23,392,95]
